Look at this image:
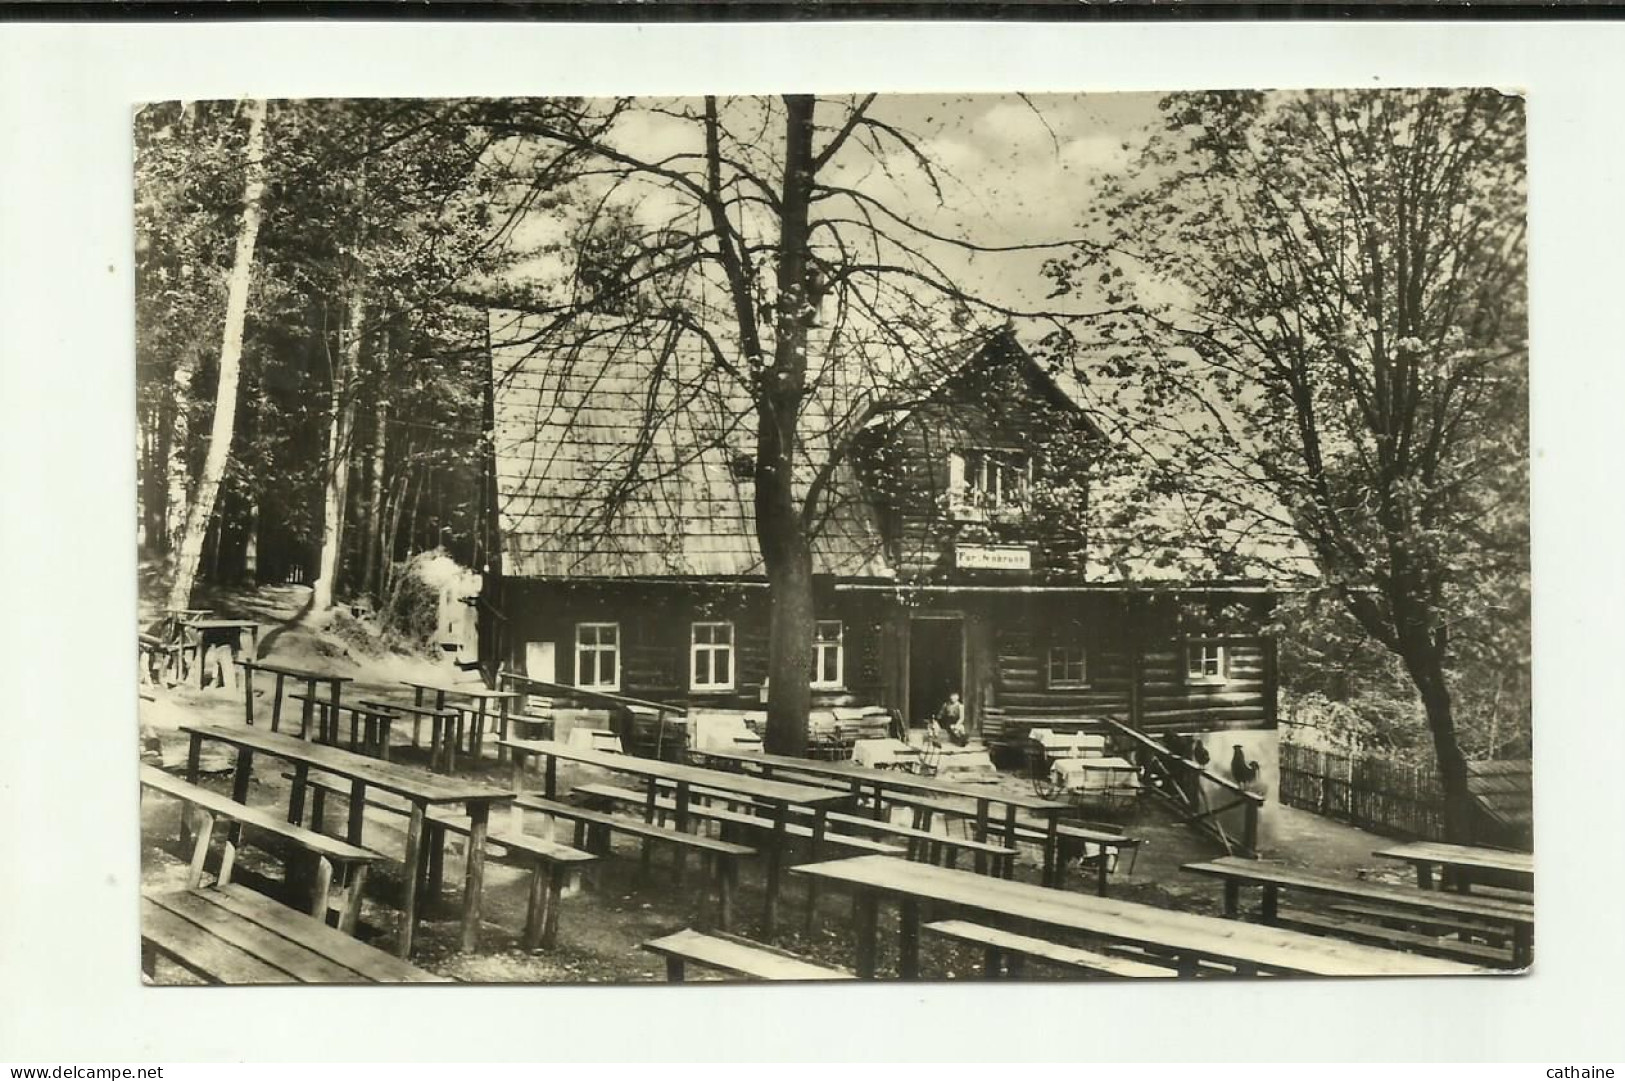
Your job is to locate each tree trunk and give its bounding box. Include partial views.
[359,394,388,600]
[165,98,268,614]
[164,343,202,553]
[1408,649,1476,844]
[312,291,364,611]
[757,95,819,757]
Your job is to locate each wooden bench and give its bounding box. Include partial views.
[141,764,382,932]
[1183,856,1533,968]
[287,771,597,950]
[430,813,598,950]
[923,919,1177,979]
[572,782,904,858]
[357,699,461,771]
[1274,911,1514,967]
[640,928,853,982]
[290,693,398,760]
[139,633,186,685]
[142,885,448,984]
[516,795,755,929]
[633,778,1014,871]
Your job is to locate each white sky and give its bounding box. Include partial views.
[506,92,1166,320]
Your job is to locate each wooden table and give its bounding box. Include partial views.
[791,855,1489,980]
[403,681,523,766]
[501,737,847,934]
[694,748,1076,885]
[181,722,515,958]
[236,659,354,738]
[143,885,449,983]
[1375,842,1534,893]
[1184,856,1534,967]
[181,618,261,689]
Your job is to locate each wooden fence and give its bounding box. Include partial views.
[1278,742,1447,840]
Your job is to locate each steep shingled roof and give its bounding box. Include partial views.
[490,309,892,580]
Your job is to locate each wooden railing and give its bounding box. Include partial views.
[1097,715,1265,856]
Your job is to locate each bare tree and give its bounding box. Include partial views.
[482,95,1099,753]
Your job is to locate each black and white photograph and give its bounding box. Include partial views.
[129,89,1532,985]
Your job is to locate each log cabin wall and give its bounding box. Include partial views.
[501,578,888,711]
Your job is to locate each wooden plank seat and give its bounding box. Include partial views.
[141,765,381,932]
[629,778,1012,870]
[1183,856,1533,968]
[429,813,598,951]
[142,885,449,984]
[357,698,460,765]
[289,693,398,760]
[285,771,596,950]
[1328,900,1514,945]
[572,782,905,858]
[641,928,853,982]
[516,794,755,930]
[1274,911,1514,967]
[923,919,1177,979]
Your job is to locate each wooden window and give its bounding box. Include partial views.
[691,621,735,691]
[1186,642,1228,684]
[811,620,844,689]
[950,448,1030,519]
[1047,644,1088,688]
[575,623,620,691]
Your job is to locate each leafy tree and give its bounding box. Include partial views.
[1043,89,1528,839]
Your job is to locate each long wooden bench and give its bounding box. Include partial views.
[142,885,448,983]
[1275,911,1514,967]
[516,795,756,930]
[290,693,398,760]
[287,771,597,949]
[641,928,853,982]
[140,765,381,931]
[924,919,1177,979]
[632,778,1015,871]
[1183,856,1533,967]
[572,782,904,858]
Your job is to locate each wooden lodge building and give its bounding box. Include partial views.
[483,310,1305,764]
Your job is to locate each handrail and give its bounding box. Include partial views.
[1099,714,1263,856]
[497,670,685,717]
[1098,715,1264,804]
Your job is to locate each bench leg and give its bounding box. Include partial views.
[982,945,1003,979]
[218,839,237,888]
[1261,884,1279,925]
[1006,952,1026,979]
[854,893,879,979]
[1223,880,1241,917]
[665,956,687,982]
[461,802,490,953]
[523,865,547,951]
[542,864,566,949]
[715,856,734,933]
[310,856,334,922]
[341,864,369,935]
[186,810,216,889]
[898,897,921,980]
[427,824,446,905]
[141,941,157,980]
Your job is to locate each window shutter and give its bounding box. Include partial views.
[948,450,965,490]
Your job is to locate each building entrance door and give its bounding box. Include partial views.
[908,616,964,727]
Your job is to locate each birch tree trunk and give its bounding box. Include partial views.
[359,393,387,600]
[163,343,202,552]
[311,292,365,611]
[165,98,268,614]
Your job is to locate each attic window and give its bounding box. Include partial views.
[729,453,756,480]
[949,448,1030,520]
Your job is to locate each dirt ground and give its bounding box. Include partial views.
[138,582,1415,984]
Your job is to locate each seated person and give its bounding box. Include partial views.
[937,692,969,747]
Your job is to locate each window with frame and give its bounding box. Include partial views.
[575,623,620,691]
[811,620,844,688]
[950,448,1030,518]
[1186,642,1228,684]
[691,622,735,691]
[1047,644,1089,688]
